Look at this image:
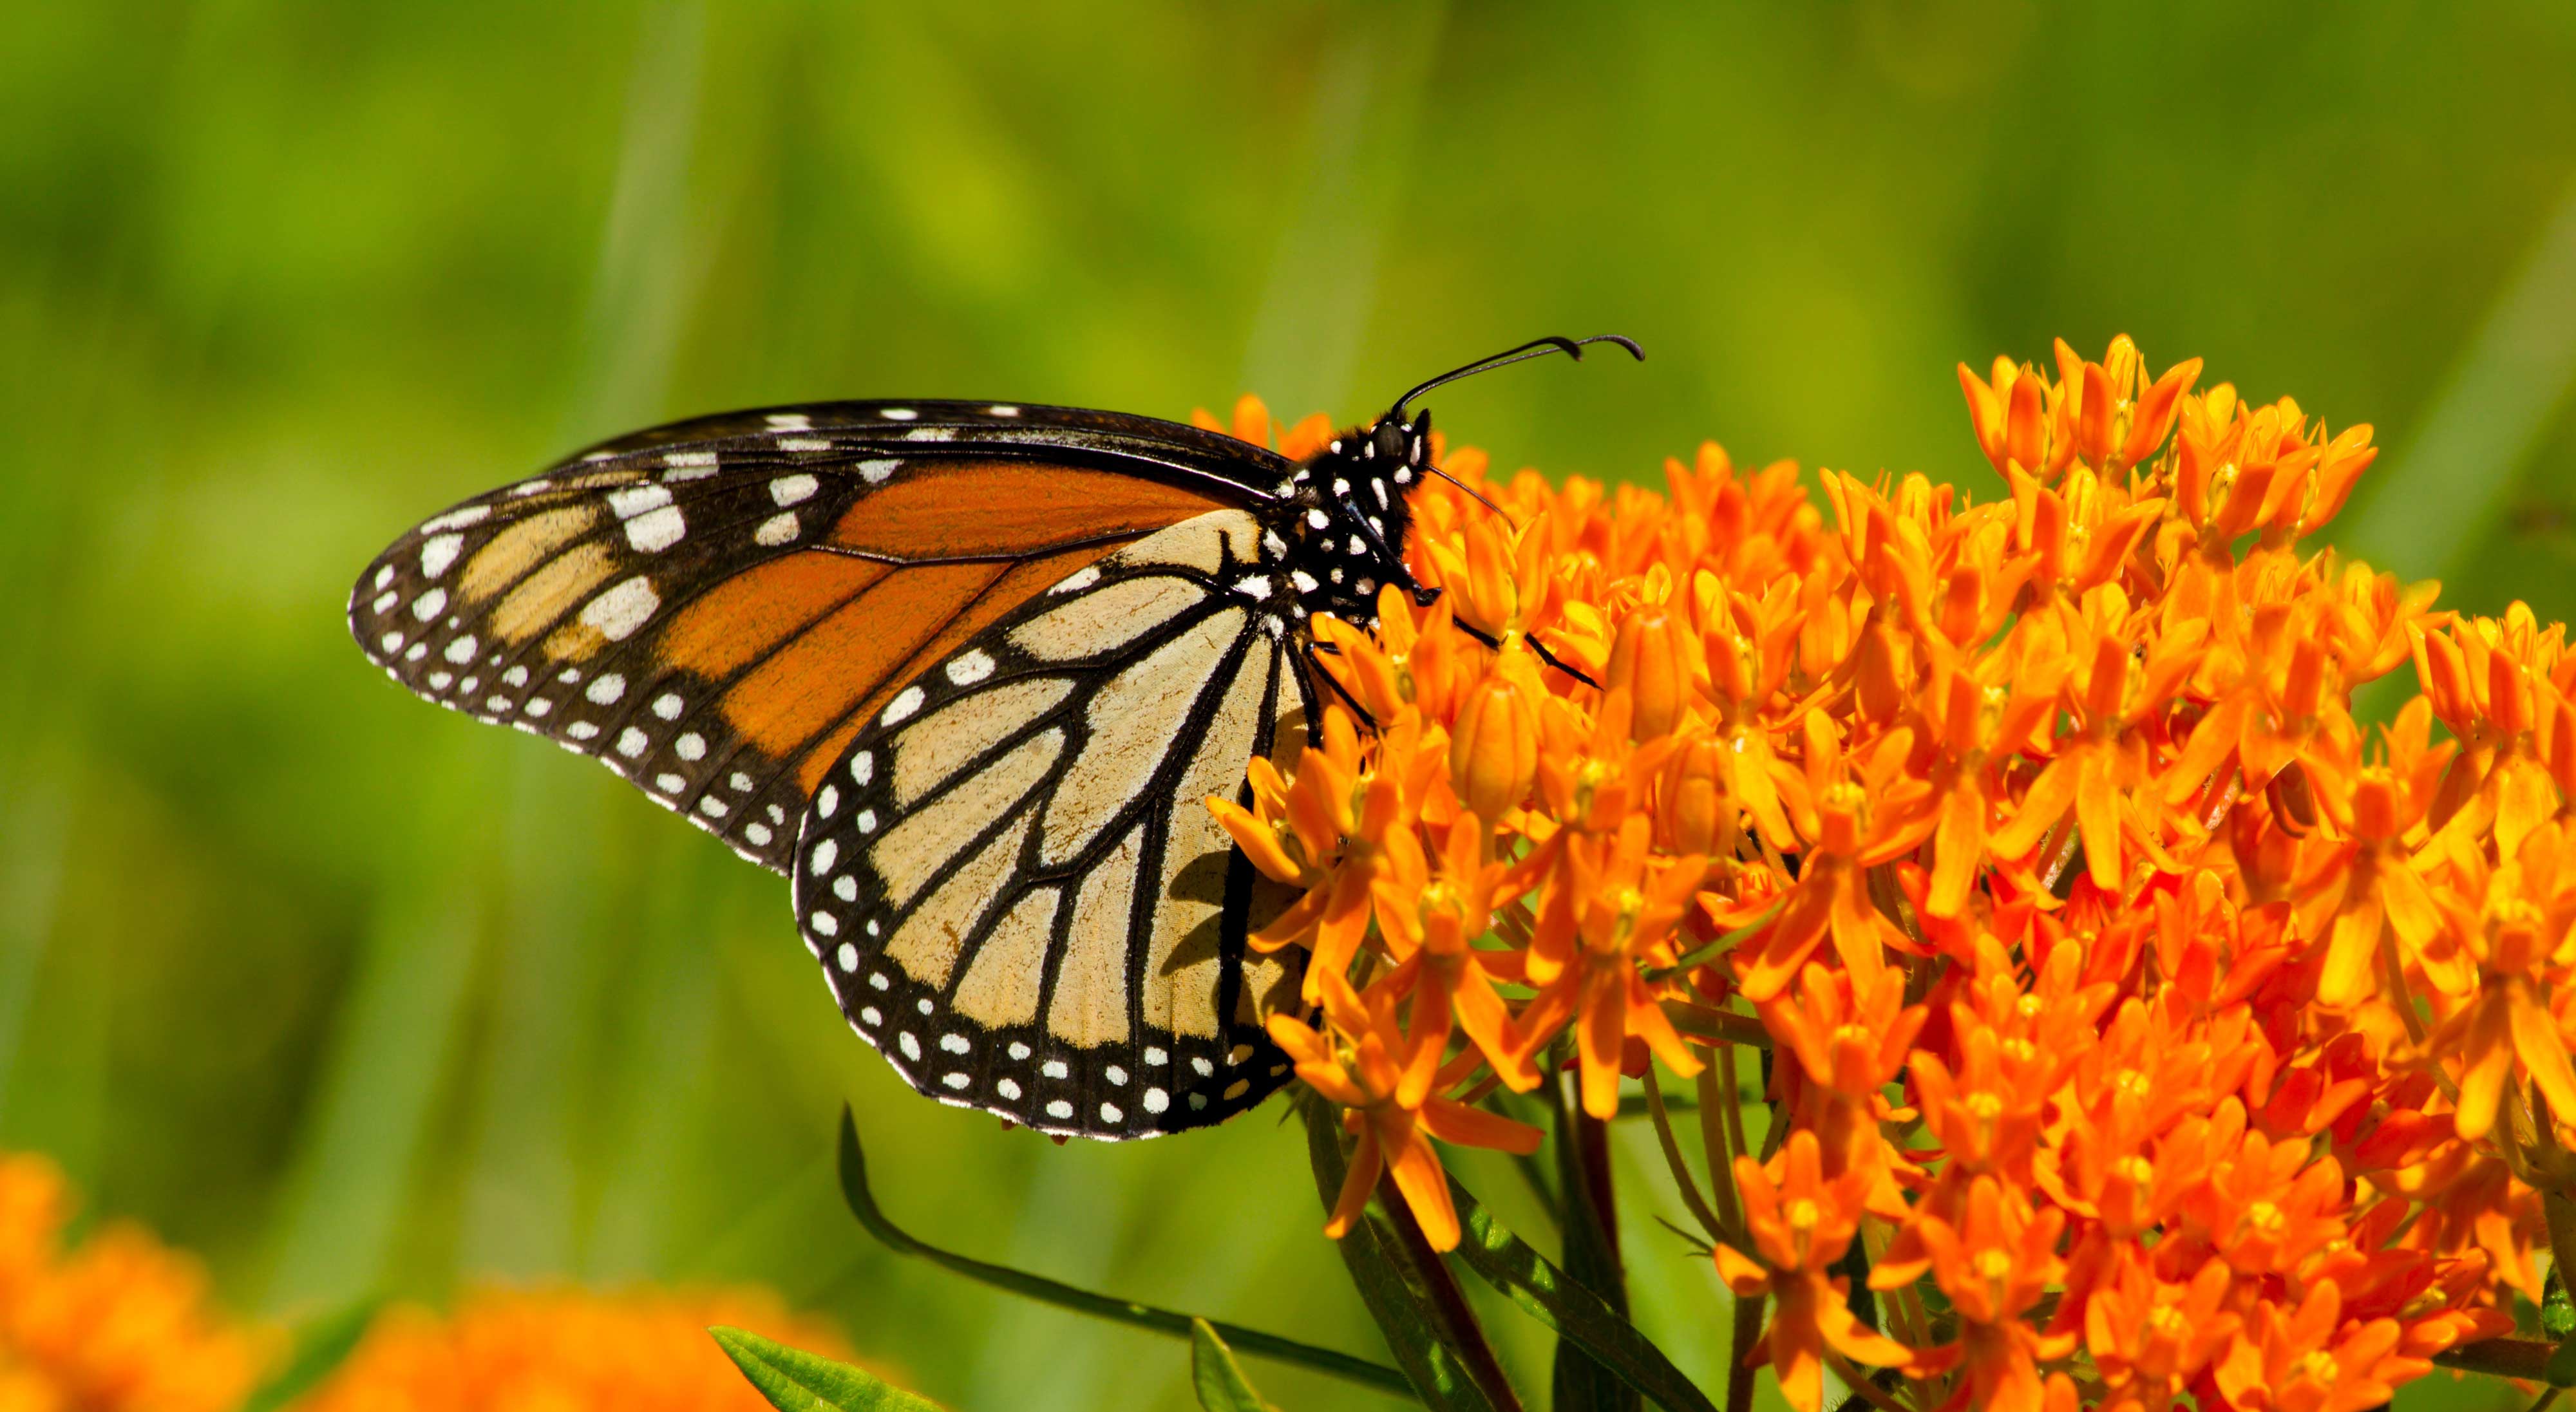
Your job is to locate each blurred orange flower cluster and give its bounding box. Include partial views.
[1200,336,2576,1411]
[0,1151,265,1412]
[300,1286,863,1412]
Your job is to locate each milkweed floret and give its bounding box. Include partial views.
[1202,334,2576,1411]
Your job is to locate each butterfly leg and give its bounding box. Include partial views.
[1302,645,1379,731]
[1450,620,1602,690]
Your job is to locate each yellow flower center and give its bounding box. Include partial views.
[2293,1350,2340,1386]
[1974,1248,2012,1282]
[2245,1200,2285,1236]
[1964,1091,2003,1120]
[2146,1304,2185,1337]
[2114,1068,2151,1098]
[2115,1156,2153,1186]
[2015,994,2043,1019]
[1786,1198,1821,1235]
[2001,1037,2036,1065]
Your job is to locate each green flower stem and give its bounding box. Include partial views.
[1726,1289,1764,1412]
[1377,1165,1528,1412]
[833,1107,1409,1398]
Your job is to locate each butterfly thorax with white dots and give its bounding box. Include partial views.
[1254,411,1435,636]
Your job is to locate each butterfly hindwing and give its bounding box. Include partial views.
[348,402,1291,872]
[791,508,1311,1138]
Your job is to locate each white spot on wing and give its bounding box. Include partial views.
[857,458,900,484]
[777,438,831,451]
[903,426,953,442]
[878,407,918,420]
[945,650,996,686]
[770,474,818,506]
[444,635,480,664]
[1050,565,1101,595]
[585,673,625,704]
[882,687,924,725]
[410,588,448,620]
[580,578,659,641]
[608,484,673,519]
[420,534,464,578]
[764,413,812,431]
[625,505,686,552]
[422,506,491,533]
[755,513,800,545]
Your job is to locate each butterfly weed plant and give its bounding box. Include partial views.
[756,338,2576,1412]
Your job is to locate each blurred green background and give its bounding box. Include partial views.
[3,2,2574,1408]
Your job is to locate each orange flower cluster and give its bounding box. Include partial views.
[1202,336,2576,1411]
[301,1286,867,1412]
[0,1151,266,1412]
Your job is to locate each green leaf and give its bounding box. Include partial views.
[1553,1086,1640,1412]
[1446,1174,1719,1412]
[241,1298,381,1412]
[833,1106,1409,1399]
[1296,1089,1503,1411]
[711,1326,949,1411]
[1193,1317,1282,1412]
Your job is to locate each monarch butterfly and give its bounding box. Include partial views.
[349,334,1640,1139]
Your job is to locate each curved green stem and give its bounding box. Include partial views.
[833,1107,1410,1398]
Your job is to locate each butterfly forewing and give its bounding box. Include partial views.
[792,508,1311,1138]
[347,401,1291,872]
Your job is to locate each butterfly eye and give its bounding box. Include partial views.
[1373,420,1407,462]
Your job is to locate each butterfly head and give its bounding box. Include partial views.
[1256,335,1640,637]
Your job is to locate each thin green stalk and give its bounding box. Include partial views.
[1642,1068,1727,1245]
[1726,1286,1763,1412]
[1694,1062,1744,1238]
[833,1108,1408,1398]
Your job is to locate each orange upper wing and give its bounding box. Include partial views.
[349,400,1293,872]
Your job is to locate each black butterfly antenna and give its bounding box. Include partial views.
[1386,333,1643,424]
[1387,333,1643,520]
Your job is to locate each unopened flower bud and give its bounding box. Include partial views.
[1606,608,1692,741]
[1661,734,1732,856]
[1450,672,1538,820]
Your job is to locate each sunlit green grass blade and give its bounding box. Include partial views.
[713,1326,949,1412]
[242,1297,379,1412]
[837,1106,1410,1399]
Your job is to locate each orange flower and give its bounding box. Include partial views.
[1213,334,2568,1412]
[301,1286,867,1412]
[2210,1281,2423,1412]
[1714,1133,1913,1412]
[1515,814,1707,1118]
[0,1151,267,1412]
[1723,713,1933,1003]
[1894,1177,2074,1412]
[1267,970,1542,1251]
